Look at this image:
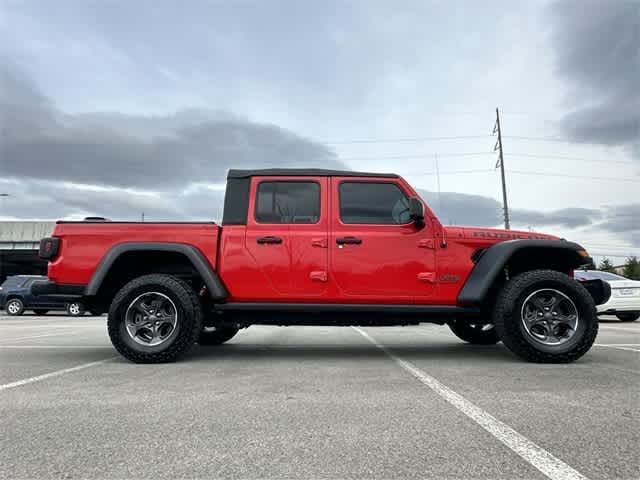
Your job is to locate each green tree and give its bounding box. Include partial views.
[622,256,640,280]
[598,258,615,273]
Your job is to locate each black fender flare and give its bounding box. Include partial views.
[85,242,228,300]
[457,239,590,305]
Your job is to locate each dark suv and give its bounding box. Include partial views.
[0,275,85,316]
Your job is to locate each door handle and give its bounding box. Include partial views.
[336,237,362,245]
[256,236,283,244]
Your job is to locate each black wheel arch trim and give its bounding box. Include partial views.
[458,239,590,306]
[85,242,228,300]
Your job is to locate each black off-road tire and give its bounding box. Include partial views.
[198,326,239,346]
[493,270,598,363]
[448,319,500,344]
[616,312,640,322]
[32,309,49,316]
[108,274,202,363]
[5,298,25,316]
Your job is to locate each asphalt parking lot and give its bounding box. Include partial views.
[0,314,638,480]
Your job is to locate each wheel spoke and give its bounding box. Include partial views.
[124,292,179,346]
[521,288,578,346]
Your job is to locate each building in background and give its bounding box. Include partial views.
[0,222,55,283]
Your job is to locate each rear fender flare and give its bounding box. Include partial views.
[457,240,588,305]
[85,242,228,300]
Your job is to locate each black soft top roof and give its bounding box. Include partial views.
[227,168,398,179]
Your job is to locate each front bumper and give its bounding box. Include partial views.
[31,281,85,299]
[579,279,611,306]
[597,296,640,314]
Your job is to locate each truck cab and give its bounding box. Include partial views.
[219,169,440,304]
[35,168,610,364]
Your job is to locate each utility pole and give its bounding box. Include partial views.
[141,212,145,222]
[493,107,510,230]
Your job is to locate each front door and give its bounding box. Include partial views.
[245,176,329,301]
[329,178,436,303]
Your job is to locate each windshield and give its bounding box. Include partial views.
[575,270,627,281]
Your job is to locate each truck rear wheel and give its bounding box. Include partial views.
[107,274,203,363]
[448,320,500,344]
[198,326,239,345]
[493,270,598,363]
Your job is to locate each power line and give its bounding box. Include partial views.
[326,135,491,144]
[340,152,493,161]
[508,170,640,183]
[340,151,634,165]
[410,169,496,177]
[503,135,584,144]
[508,153,633,165]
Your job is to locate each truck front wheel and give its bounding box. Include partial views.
[198,326,239,345]
[448,320,500,344]
[493,270,598,363]
[107,274,203,363]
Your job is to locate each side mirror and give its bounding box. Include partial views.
[409,197,424,224]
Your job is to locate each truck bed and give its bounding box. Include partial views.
[48,222,220,286]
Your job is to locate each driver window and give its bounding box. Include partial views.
[339,182,411,224]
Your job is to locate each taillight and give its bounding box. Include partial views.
[39,237,60,260]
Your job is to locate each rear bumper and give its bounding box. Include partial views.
[579,279,611,306]
[31,281,85,299]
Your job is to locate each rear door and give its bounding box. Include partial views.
[329,177,436,303]
[244,176,329,301]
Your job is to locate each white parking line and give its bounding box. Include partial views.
[0,345,109,349]
[352,327,589,480]
[0,357,118,392]
[0,331,78,342]
[598,325,640,334]
[595,344,640,353]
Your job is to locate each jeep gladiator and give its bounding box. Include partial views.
[35,169,610,363]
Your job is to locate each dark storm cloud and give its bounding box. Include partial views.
[510,207,602,229]
[418,190,601,229]
[550,0,639,157]
[0,62,342,190]
[599,203,639,234]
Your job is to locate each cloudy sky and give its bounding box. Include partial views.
[0,0,638,262]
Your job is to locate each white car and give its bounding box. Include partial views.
[575,270,640,322]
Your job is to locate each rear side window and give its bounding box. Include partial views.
[255,181,320,224]
[2,277,23,288]
[339,182,410,224]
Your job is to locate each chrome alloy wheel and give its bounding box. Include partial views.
[124,292,179,346]
[521,288,579,346]
[7,300,21,315]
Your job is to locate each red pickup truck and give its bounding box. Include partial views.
[35,169,609,363]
